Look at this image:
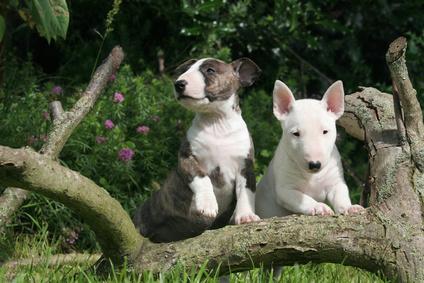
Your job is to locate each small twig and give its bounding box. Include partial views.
[285,46,333,85]
[391,82,407,146]
[49,101,64,121]
[157,49,165,76]
[270,32,333,85]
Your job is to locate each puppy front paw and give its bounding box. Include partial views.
[234,212,260,225]
[341,204,365,215]
[309,202,334,216]
[190,194,218,218]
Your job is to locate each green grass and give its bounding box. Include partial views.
[0,225,390,283]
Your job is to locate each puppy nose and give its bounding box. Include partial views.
[308,161,321,171]
[174,80,187,93]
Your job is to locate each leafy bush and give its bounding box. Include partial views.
[61,65,193,209]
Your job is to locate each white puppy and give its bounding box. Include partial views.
[256,80,364,218]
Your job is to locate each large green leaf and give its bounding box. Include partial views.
[29,0,69,43]
[0,15,5,42]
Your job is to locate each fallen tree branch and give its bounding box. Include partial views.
[133,210,399,278]
[0,146,143,263]
[0,46,124,233]
[0,145,401,278]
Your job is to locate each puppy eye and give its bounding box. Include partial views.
[206,68,215,75]
[292,131,300,137]
[323,130,328,135]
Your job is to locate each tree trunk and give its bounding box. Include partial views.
[1,37,423,282]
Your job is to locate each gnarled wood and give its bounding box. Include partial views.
[386,37,424,170]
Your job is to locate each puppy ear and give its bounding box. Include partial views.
[231,58,261,87]
[273,80,295,121]
[174,59,197,77]
[321,80,344,119]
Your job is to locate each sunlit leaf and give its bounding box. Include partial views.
[28,0,69,43]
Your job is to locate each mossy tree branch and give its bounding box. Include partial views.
[0,146,143,263]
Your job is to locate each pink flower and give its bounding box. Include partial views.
[136,125,150,135]
[109,74,116,82]
[42,111,50,120]
[95,136,107,144]
[118,148,135,162]
[151,115,160,122]
[104,119,115,129]
[51,85,63,95]
[113,92,124,103]
[27,135,38,145]
[65,230,79,245]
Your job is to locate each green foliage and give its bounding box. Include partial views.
[241,89,281,175]
[5,0,70,43]
[27,0,69,43]
[60,65,193,208]
[105,0,122,36]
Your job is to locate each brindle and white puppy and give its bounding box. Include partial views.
[133,58,261,242]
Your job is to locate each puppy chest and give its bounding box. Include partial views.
[298,174,336,202]
[190,134,250,184]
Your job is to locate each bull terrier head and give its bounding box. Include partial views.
[273,80,345,173]
[174,58,261,114]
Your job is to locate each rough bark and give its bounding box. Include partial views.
[0,46,124,232]
[134,210,397,276]
[1,38,424,282]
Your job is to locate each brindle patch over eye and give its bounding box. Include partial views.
[198,59,239,101]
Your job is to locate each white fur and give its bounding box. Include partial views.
[233,175,260,224]
[177,59,207,99]
[256,80,364,218]
[187,98,257,221]
[189,176,218,218]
